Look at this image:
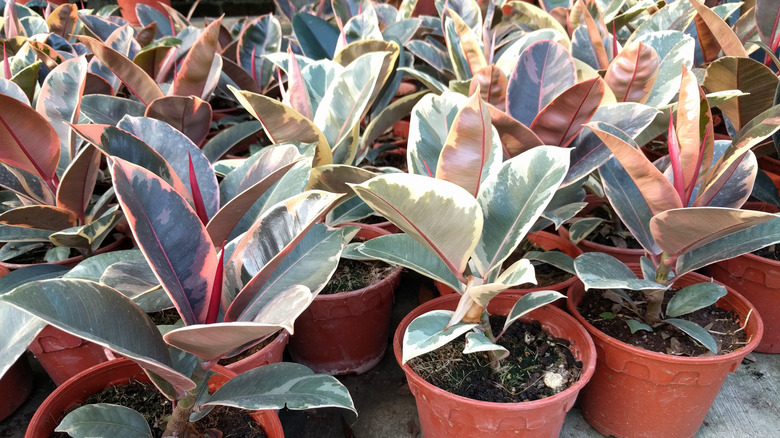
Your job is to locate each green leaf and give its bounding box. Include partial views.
[64,249,144,281]
[238,15,282,91]
[0,279,194,391]
[206,362,355,413]
[48,207,122,249]
[55,404,151,438]
[600,311,615,320]
[402,310,478,363]
[666,282,726,318]
[79,95,145,125]
[501,290,565,336]
[0,302,45,379]
[202,121,262,163]
[626,0,696,46]
[406,92,467,177]
[568,218,604,244]
[634,31,695,108]
[664,318,718,353]
[626,319,652,333]
[463,331,508,359]
[525,250,575,275]
[574,252,665,290]
[292,13,339,60]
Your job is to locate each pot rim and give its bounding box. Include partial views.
[566,270,764,365]
[393,294,597,409]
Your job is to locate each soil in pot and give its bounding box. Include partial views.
[408,316,583,403]
[320,258,395,295]
[578,288,747,356]
[52,379,267,438]
[502,239,573,288]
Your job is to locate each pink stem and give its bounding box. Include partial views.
[205,241,225,324]
[684,130,708,207]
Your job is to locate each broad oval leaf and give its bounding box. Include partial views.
[206,362,355,413]
[502,290,565,335]
[0,205,77,231]
[529,77,605,147]
[238,14,282,92]
[402,310,478,364]
[407,92,468,177]
[56,145,101,222]
[80,95,146,125]
[686,0,746,59]
[604,41,659,104]
[666,282,726,318]
[145,96,213,147]
[463,331,508,359]
[110,158,216,326]
[351,173,482,279]
[488,104,545,159]
[0,301,46,379]
[574,252,665,290]
[292,12,339,60]
[202,121,263,163]
[506,39,576,127]
[172,19,222,99]
[634,31,695,108]
[55,404,151,438]
[664,318,718,353]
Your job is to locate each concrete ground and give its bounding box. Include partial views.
[2,270,779,437]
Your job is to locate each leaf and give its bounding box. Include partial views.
[359,90,429,156]
[506,40,576,127]
[0,279,194,391]
[463,331,508,359]
[0,205,77,231]
[502,1,570,46]
[0,302,45,379]
[401,310,478,363]
[473,146,570,277]
[666,282,726,318]
[468,65,508,112]
[650,207,777,259]
[436,92,493,197]
[351,173,481,281]
[444,9,487,79]
[568,217,604,244]
[664,318,718,353]
[703,57,779,132]
[502,290,566,335]
[686,0,747,59]
[206,362,355,413]
[145,96,213,146]
[55,404,151,438]
[110,158,217,326]
[48,207,122,249]
[634,31,695,108]
[56,145,101,223]
[588,122,682,215]
[202,121,263,163]
[292,12,339,60]
[46,3,78,40]
[756,0,780,51]
[525,250,575,274]
[626,0,696,46]
[173,19,221,100]
[231,87,331,166]
[407,92,468,176]
[675,65,712,202]
[530,77,605,147]
[79,95,146,125]
[237,14,282,92]
[625,317,652,333]
[573,252,665,290]
[78,36,163,106]
[487,104,544,159]
[604,41,659,104]
[0,93,60,188]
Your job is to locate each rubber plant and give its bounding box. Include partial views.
[571,64,780,352]
[347,90,572,367]
[0,156,357,437]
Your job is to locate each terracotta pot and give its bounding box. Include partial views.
[28,325,113,386]
[0,356,33,422]
[287,266,402,375]
[116,0,172,26]
[566,270,763,438]
[559,226,645,265]
[26,358,284,438]
[394,294,596,437]
[435,231,582,305]
[208,330,289,392]
[758,155,780,192]
[0,235,130,271]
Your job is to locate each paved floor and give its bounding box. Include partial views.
[2,271,779,437]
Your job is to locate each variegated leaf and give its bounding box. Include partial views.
[56,145,101,223]
[634,31,695,108]
[530,77,605,147]
[407,92,468,177]
[686,0,746,59]
[501,290,566,335]
[463,331,508,359]
[172,19,221,99]
[55,404,151,438]
[604,41,658,104]
[574,252,665,290]
[402,310,478,363]
[145,96,213,147]
[238,14,282,92]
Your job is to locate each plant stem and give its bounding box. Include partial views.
[480,310,502,371]
[645,254,672,324]
[162,359,209,437]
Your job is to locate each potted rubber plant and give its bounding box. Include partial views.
[566,64,780,438]
[347,93,597,436]
[0,156,357,437]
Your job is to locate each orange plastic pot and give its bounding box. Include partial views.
[394,294,596,437]
[28,324,113,386]
[567,270,763,438]
[116,0,172,26]
[0,356,33,422]
[208,330,289,391]
[26,358,284,438]
[287,266,402,375]
[435,231,582,305]
[559,226,645,265]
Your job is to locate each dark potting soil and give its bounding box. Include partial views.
[585,207,644,250]
[148,308,182,326]
[578,288,748,356]
[502,239,573,287]
[320,258,394,295]
[754,243,780,262]
[407,316,582,403]
[52,380,267,438]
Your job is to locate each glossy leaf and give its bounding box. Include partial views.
[495,29,566,76]
[79,95,145,125]
[530,77,605,147]
[703,57,779,131]
[686,0,746,59]
[605,41,658,104]
[0,301,45,379]
[238,14,282,92]
[588,123,682,215]
[506,40,576,127]
[56,145,101,223]
[359,90,428,157]
[474,146,570,278]
[756,0,780,51]
[574,252,665,290]
[78,36,163,106]
[292,13,339,60]
[445,10,487,79]
[694,142,756,209]
[676,65,713,202]
[111,158,216,326]
[48,206,121,249]
[0,205,77,231]
[407,92,468,177]
[463,331,508,359]
[231,87,331,166]
[145,96,212,146]
[487,104,544,159]
[502,2,570,45]
[626,0,696,46]
[468,65,508,112]
[206,362,355,413]
[0,93,60,188]
[0,279,194,391]
[634,31,695,108]
[501,290,566,335]
[46,3,78,40]
[468,261,536,306]
[436,92,494,197]
[664,318,717,353]
[202,121,262,163]
[666,282,726,318]
[55,404,151,438]
[173,19,221,100]
[224,191,343,321]
[402,310,478,364]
